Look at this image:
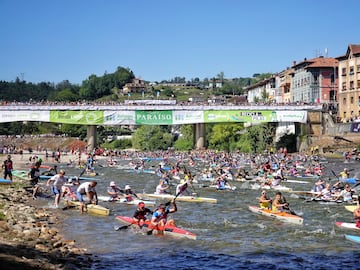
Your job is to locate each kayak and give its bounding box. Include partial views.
[141,193,217,203]
[248,205,303,225]
[12,170,29,180]
[345,205,360,212]
[63,199,110,216]
[203,185,236,191]
[251,183,292,192]
[39,175,100,181]
[335,221,360,230]
[97,195,156,206]
[0,178,11,184]
[345,234,360,244]
[115,215,196,240]
[282,179,310,184]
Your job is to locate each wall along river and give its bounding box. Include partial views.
[46,157,360,269]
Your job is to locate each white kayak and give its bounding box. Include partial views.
[97,196,156,206]
[140,193,217,203]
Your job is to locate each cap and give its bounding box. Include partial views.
[68,178,73,183]
[125,185,131,190]
[138,202,145,207]
[110,181,116,187]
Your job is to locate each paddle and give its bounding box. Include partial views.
[114,223,134,231]
[146,188,184,236]
[282,195,301,216]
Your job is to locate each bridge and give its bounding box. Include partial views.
[0,103,324,150]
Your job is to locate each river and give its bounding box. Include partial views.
[42,157,360,269]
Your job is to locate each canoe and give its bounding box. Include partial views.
[205,185,236,191]
[345,234,360,244]
[248,205,303,225]
[12,170,29,180]
[63,199,110,216]
[115,215,196,240]
[251,183,292,192]
[345,205,360,212]
[97,196,156,206]
[0,178,12,184]
[282,179,310,184]
[39,175,99,181]
[140,193,217,203]
[335,221,360,231]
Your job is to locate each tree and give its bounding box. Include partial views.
[208,123,244,151]
[132,126,173,151]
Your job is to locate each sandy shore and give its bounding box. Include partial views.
[0,152,94,270]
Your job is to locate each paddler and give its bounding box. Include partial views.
[272,191,289,213]
[133,202,153,227]
[107,181,123,201]
[258,190,272,209]
[353,208,360,228]
[124,185,139,201]
[151,200,177,229]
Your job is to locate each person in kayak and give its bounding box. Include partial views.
[155,179,170,194]
[151,200,177,228]
[259,190,272,209]
[107,181,123,201]
[354,207,360,228]
[133,201,153,227]
[124,185,139,201]
[272,191,289,212]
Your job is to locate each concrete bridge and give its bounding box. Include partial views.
[0,103,325,150]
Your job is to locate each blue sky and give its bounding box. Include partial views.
[0,0,358,85]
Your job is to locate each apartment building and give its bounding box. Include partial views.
[336,44,360,122]
[244,76,276,103]
[291,57,338,104]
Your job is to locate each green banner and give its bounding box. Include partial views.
[50,111,104,125]
[135,110,173,125]
[204,110,277,123]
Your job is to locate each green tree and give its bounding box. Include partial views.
[132,126,172,151]
[208,123,244,151]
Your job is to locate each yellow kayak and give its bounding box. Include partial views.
[63,199,110,216]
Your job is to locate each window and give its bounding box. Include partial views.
[357,65,360,73]
[343,97,346,105]
[351,96,354,104]
[350,81,354,89]
[342,82,346,90]
[349,66,354,75]
[342,68,346,76]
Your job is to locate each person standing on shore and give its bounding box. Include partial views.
[46,169,67,208]
[2,155,13,181]
[76,181,98,213]
[28,161,41,199]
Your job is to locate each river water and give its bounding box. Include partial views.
[41,157,360,269]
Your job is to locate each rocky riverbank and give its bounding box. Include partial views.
[0,154,95,269]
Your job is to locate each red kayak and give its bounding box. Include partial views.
[115,216,196,240]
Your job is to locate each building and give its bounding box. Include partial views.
[244,76,276,103]
[276,68,294,103]
[291,57,338,104]
[336,44,360,122]
[122,78,147,94]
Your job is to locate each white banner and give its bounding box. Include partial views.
[0,110,50,123]
[276,111,307,123]
[103,111,135,125]
[173,111,204,124]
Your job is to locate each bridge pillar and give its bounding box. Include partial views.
[86,125,97,153]
[194,123,206,149]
